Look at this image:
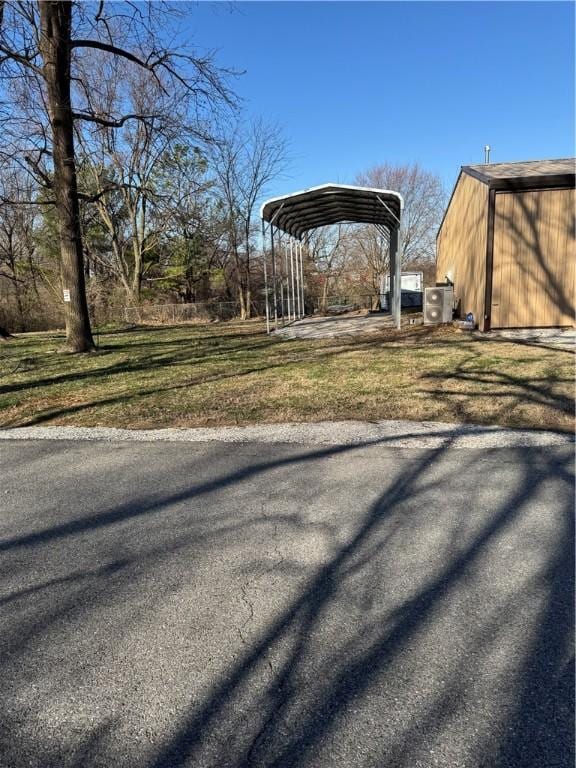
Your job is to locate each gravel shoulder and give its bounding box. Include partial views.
[0,418,572,448]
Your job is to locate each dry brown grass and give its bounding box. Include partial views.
[0,321,573,431]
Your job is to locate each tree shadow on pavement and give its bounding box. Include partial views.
[146,442,573,768]
[0,430,573,768]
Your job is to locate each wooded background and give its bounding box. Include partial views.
[0,2,445,348]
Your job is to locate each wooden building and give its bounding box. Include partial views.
[436,158,575,330]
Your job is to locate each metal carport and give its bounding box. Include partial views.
[260,183,404,332]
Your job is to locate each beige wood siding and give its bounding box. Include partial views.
[491,188,575,328]
[436,173,489,329]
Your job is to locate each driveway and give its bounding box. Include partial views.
[0,426,573,768]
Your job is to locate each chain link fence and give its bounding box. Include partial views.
[311,294,381,313]
[123,295,386,326]
[123,300,267,325]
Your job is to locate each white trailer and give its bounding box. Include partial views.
[380,271,424,310]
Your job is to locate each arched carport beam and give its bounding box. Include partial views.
[261,184,404,331]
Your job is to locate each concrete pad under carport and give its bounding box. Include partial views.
[274,314,576,347]
[273,313,422,340]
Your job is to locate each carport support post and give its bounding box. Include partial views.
[300,240,306,317]
[295,238,301,318]
[283,236,290,322]
[290,238,296,322]
[261,219,270,334]
[390,227,402,330]
[279,233,285,325]
[270,224,278,330]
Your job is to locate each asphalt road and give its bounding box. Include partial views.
[0,434,573,768]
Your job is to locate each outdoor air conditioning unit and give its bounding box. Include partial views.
[424,286,454,325]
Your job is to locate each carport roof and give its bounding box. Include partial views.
[260,183,404,240]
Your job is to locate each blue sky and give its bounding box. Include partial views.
[185,1,575,198]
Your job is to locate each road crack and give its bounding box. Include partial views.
[236,509,285,649]
[232,509,293,767]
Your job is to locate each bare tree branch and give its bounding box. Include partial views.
[0,42,42,74]
[72,111,162,128]
[71,38,167,69]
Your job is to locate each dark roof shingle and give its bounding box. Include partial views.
[463,158,575,185]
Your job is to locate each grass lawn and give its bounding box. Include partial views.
[0,320,573,431]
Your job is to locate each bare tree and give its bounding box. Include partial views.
[307,224,351,312]
[74,56,211,305]
[152,148,222,303]
[0,172,42,331]
[0,1,234,350]
[212,119,288,319]
[353,163,446,294]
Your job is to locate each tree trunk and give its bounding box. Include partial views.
[244,230,251,319]
[27,251,42,299]
[372,270,384,311]
[38,1,95,352]
[130,272,142,306]
[244,286,251,319]
[320,275,330,313]
[238,284,247,320]
[6,248,25,331]
[13,280,25,332]
[129,207,144,306]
